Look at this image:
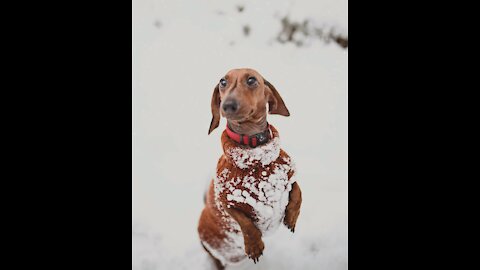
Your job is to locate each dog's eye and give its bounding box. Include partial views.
[247,77,257,86]
[219,78,227,87]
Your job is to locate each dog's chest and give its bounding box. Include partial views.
[215,140,296,235]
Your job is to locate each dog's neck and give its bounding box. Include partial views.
[227,115,268,136]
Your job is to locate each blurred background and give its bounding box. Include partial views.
[133,0,347,269]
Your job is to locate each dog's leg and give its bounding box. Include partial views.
[284,181,302,232]
[225,207,264,263]
[201,243,225,270]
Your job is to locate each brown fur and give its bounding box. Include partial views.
[208,68,289,136]
[200,69,302,269]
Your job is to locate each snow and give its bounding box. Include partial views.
[255,163,294,234]
[133,0,347,269]
[219,136,295,239]
[227,189,246,204]
[227,137,281,169]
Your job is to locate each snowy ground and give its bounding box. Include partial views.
[133,0,347,269]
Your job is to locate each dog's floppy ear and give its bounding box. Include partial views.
[264,80,290,116]
[208,84,221,134]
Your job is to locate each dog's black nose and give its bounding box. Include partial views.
[222,100,238,113]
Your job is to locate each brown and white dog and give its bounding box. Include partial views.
[198,68,302,269]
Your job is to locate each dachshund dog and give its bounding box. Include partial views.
[198,68,302,269]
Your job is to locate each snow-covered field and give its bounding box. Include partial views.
[133,0,347,269]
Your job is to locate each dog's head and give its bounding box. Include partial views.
[208,68,290,134]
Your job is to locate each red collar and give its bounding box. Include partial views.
[225,123,271,148]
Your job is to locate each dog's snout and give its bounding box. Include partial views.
[222,100,238,114]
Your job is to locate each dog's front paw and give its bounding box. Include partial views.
[284,208,300,233]
[244,235,264,263]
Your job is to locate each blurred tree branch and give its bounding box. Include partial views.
[277,16,348,49]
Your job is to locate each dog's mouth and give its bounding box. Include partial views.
[223,109,254,122]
